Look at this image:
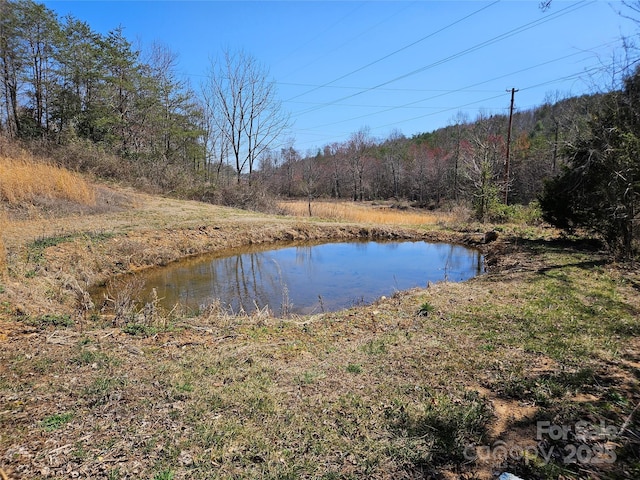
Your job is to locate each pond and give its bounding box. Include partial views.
[123,240,483,316]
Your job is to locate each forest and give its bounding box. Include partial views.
[0,0,638,257]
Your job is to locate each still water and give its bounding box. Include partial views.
[132,240,483,316]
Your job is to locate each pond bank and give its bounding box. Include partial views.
[0,189,495,318]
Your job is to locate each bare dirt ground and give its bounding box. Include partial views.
[1,185,638,480]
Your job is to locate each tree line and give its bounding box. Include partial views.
[260,95,596,219]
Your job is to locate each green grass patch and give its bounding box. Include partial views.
[27,231,115,264]
[297,370,323,385]
[490,367,596,407]
[346,363,362,374]
[416,301,435,316]
[361,338,387,355]
[152,471,174,480]
[446,256,639,363]
[41,412,73,431]
[82,376,127,406]
[387,388,492,468]
[122,322,158,337]
[71,348,118,368]
[23,313,73,328]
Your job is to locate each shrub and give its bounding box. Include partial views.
[417,302,435,317]
[199,181,281,213]
[482,200,543,225]
[47,137,124,180]
[539,75,640,258]
[27,314,74,328]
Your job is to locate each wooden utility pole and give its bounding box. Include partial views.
[504,87,518,204]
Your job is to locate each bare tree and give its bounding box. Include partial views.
[203,49,289,184]
[301,153,318,216]
[281,145,300,197]
[200,84,230,183]
[0,0,22,136]
[381,129,406,200]
[347,127,374,201]
[325,142,344,198]
[448,111,469,201]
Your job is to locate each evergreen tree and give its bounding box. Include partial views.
[540,70,640,258]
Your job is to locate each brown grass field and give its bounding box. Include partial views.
[0,150,638,480]
[0,209,6,276]
[0,154,95,206]
[278,200,455,225]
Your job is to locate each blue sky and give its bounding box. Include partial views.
[42,1,638,153]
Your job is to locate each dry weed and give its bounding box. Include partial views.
[0,154,95,206]
[279,200,452,225]
[102,276,146,326]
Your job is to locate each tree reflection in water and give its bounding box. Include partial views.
[134,240,483,316]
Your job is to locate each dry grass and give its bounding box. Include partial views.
[279,200,453,225]
[0,209,6,276]
[0,154,95,206]
[0,147,95,277]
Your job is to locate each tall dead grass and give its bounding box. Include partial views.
[0,209,6,276]
[279,200,453,225]
[0,155,95,206]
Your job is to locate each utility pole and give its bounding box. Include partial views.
[504,87,518,205]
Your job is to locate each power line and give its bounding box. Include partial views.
[292,53,625,149]
[278,82,500,94]
[359,92,508,135]
[284,0,501,103]
[291,0,593,119]
[278,1,417,80]
[295,39,617,133]
[351,60,613,133]
[286,100,501,109]
[272,2,367,73]
[291,91,510,149]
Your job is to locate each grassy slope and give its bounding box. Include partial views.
[0,185,639,479]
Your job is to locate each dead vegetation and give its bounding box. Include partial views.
[0,155,95,209]
[278,199,458,225]
[0,209,6,276]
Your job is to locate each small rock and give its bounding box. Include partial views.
[125,345,144,355]
[498,473,525,480]
[178,450,194,466]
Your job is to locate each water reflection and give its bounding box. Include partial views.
[134,240,483,316]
